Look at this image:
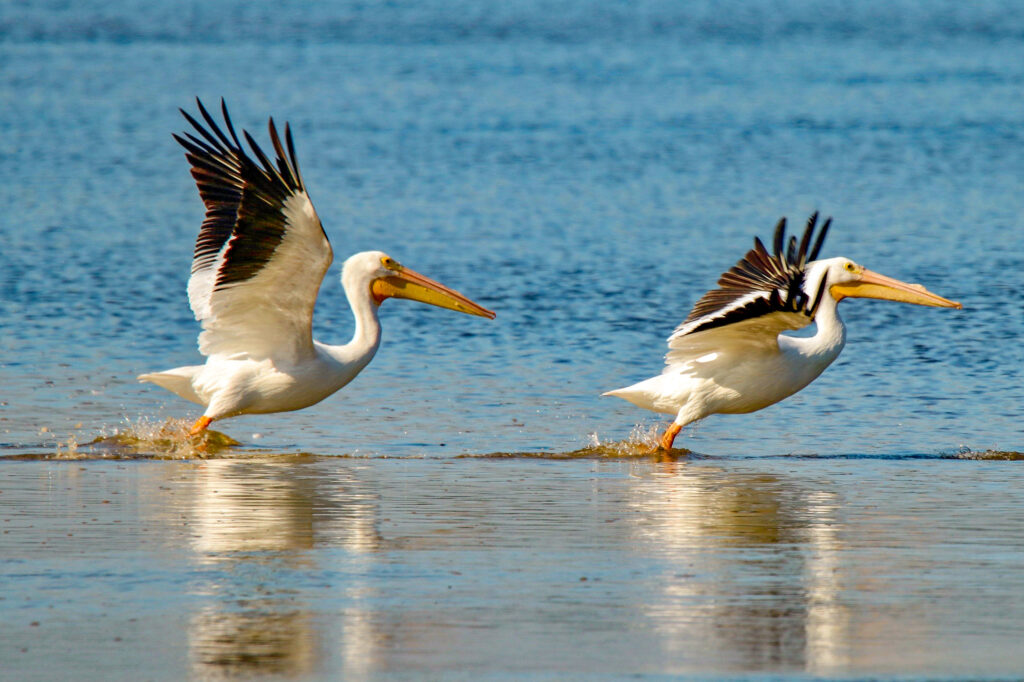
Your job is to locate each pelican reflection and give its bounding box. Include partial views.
[179,458,382,679]
[622,460,850,673]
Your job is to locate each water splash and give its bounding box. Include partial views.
[461,423,691,460]
[62,417,241,459]
[955,448,1024,461]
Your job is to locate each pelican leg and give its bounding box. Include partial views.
[659,423,682,451]
[189,415,213,436]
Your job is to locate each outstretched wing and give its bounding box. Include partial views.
[664,213,830,367]
[175,99,333,363]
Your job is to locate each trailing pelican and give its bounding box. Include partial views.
[604,213,961,450]
[140,100,495,435]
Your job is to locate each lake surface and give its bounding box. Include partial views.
[2,0,1023,678]
[5,455,1024,681]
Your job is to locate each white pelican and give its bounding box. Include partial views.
[604,213,962,451]
[139,99,495,435]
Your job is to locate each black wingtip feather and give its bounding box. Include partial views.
[179,109,223,154]
[797,213,815,265]
[787,235,798,264]
[217,98,242,149]
[809,217,831,262]
[772,218,787,257]
[197,99,228,148]
[284,123,302,189]
[267,118,303,192]
[243,129,276,178]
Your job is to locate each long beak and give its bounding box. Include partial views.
[830,269,962,308]
[371,267,496,319]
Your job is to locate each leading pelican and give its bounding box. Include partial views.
[604,213,961,450]
[140,100,495,435]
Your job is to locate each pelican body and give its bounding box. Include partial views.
[604,214,961,450]
[140,100,495,434]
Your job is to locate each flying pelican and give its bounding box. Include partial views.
[139,100,495,435]
[604,213,961,451]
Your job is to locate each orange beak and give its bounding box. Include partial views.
[830,269,962,309]
[371,267,496,319]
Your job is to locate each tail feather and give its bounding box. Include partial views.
[602,375,680,416]
[138,366,205,406]
[602,379,656,410]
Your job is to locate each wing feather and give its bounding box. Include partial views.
[176,99,333,362]
[665,213,831,367]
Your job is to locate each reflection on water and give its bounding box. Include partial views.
[626,462,851,667]
[188,460,319,557]
[5,457,1024,678]
[802,490,848,674]
[626,461,849,672]
[173,459,380,679]
[189,607,318,678]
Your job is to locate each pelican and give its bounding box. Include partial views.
[139,99,495,435]
[604,213,962,450]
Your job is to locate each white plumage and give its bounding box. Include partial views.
[140,100,494,435]
[605,214,961,451]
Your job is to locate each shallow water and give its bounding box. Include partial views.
[2,0,1024,678]
[5,454,1024,680]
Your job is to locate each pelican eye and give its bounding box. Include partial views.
[380,256,401,271]
[844,262,859,273]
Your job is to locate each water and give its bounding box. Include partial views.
[5,456,1024,680]
[2,0,1024,678]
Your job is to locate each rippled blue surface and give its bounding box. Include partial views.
[2,0,1023,458]
[2,2,1024,679]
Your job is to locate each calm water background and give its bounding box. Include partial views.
[2,0,1024,679]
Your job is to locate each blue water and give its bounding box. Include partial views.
[2,1,1024,678]
[2,0,1022,458]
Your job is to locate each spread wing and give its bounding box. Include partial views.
[175,99,333,363]
[664,213,831,367]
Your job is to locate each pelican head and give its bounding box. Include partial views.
[343,251,495,318]
[811,257,962,309]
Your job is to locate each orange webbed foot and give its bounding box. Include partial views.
[189,415,213,436]
[658,423,682,452]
